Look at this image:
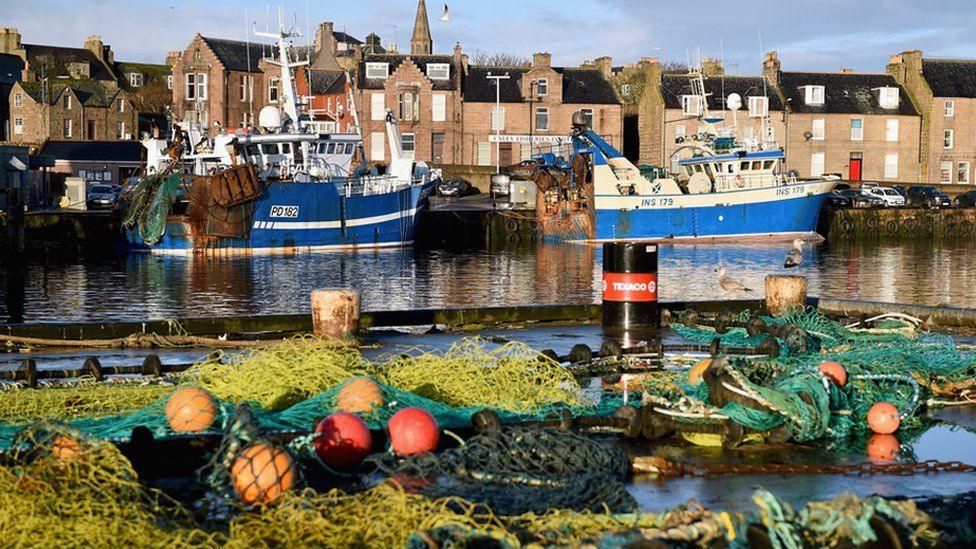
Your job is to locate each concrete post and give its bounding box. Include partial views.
[764,275,807,316]
[310,289,361,340]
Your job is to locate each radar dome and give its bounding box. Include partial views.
[259,106,282,130]
[726,93,742,111]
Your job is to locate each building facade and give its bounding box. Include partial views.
[8,80,138,145]
[462,53,622,168]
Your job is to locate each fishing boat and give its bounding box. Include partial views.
[123,15,436,254]
[530,65,837,243]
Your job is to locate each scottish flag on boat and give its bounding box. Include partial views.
[529,62,837,243]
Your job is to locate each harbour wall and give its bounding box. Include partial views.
[821,207,976,239]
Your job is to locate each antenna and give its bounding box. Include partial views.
[720,37,725,114]
[758,29,769,148]
[245,9,253,127]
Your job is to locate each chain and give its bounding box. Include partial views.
[632,456,976,477]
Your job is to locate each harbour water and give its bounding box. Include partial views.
[3,238,976,323]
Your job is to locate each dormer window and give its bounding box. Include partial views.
[748,96,768,118]
[802,85,825,106]
[366,62,389,79]
[681,95,701,116]
[63,94,72,110]
[129,73,143,87]
[876,87,899,109]
[426,63,450,80]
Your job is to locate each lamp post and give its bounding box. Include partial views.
[487,72,510,173]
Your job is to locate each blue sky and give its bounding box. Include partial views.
[4,0,975,73]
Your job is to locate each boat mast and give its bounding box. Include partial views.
[254,7,308,132]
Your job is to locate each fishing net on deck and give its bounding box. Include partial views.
[122,173,182,245]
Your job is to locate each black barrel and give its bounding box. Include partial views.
[602,242,659,330]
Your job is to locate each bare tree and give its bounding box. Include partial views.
[131,80,172,115]
[470,50,527,67]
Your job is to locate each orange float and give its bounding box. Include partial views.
[866,402,901,434]
[818,361,848,386]
[50,435,80,463]
[336,378,384,414]
[165,387,218,433]
[388,407,440,456]
[866,434,900,463]
[686,359,712,385]
[231,442,297,505]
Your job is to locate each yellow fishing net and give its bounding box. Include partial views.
[0,383,174,423]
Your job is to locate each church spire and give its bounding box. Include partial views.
[410,0,432,55]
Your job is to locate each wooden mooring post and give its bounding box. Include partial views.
[765,275,808,316]
[310,289,361,340]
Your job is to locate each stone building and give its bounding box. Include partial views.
[888,51,976,185]
[0,53,23,140]
[297,69,354,133]
[461,53,622,167]
[764,52,922,182]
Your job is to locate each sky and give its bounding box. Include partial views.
[3,0,975,74]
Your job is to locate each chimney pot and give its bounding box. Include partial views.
[532,52,552,69]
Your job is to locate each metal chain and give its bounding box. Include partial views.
[633,456,976,477]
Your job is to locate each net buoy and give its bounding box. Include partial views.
[866,434,900,463]
[336,378,384,414]
[231,442,297,505]
[687,359,712,385]
[388,407,439,456]
[51,435,80,463]
[867,402,900,434]
[313,413,372,470]
[165,387,218,433]
[818,361,847,386]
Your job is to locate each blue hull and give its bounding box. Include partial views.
[595,193,827,240]
[129,180,434,253]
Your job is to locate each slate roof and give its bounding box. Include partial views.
[357,54,458,91]
[0,53,23,85]
[777,72,917,115]
[464,67,620,104]
[200,37,266,73]
[921,58,976,98]
[40,140,143,162]
[17,79,120,107]
[307,70,345,94]
[662,74,783,111]
[23,44,116,82]
[333,31,362,45]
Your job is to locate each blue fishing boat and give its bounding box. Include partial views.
[531,65,837,243]
[124,16,435,254]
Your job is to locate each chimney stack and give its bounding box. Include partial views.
[533,52,552,69]
[594,56,613,79]
[166,51,181,67]
[315,22,335,55]
[84,35,105,60]
[840,68,854,74]
[0,28,22,56]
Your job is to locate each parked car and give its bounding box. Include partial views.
[490,173,512,197]
[907,186,952,208]
[824,190,853,209]
[86,184,119,209]
[860,181,880,190]
[954,190,976,208]
[834,182,852,191]
[891,185,908,199]
[863,186,906,207]
[437,178,476,197]
[836,189,884,208]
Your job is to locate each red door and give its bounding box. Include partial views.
[849,156,862,181]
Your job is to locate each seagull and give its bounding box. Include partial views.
[440,3,451,22]
[784,239,804,269]
[717,268,752,293]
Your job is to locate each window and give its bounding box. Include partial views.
[535,107,549,131]
[117,99,124,112]
[944,129,954,149]
[580,108,593,129]
[811,118,825,140]
[765,125,775,142]
[268,77,280,103]
[940,161,952,183]
[431,93,446,122]
[370,132,385,161]
[811,152,825,177]
[621,84,632,98]
[365,62,389,79]
[240,75,252,102]
[850,118,863,141]
[398,92,418,121]
[116,122,125,139]
[886,119,899,142]
[958,162,970,184]
[185,73,196,99]
[370,93,385,120]
[166,75,173,90]
[185,73,207,100]
[748,96,768,118]
[803,85,825,106]
[674,125,686,140]
[884,153,898,179]
[877,87,899,109]
[681,95,700,116]
[476,141,490,166]
[426,63,450,80]
[401,133,415,160]
[63,94,71,109]
[536,78,548,96]
[13,93,21,108]
[62,118,72,138]
[491,106,505,131]
[129,73,143,87]
[13,117,22,135]
[945,100,955,117]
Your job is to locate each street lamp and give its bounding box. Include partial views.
[487,72,510,173]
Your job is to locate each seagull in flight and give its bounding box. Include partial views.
[784,239,804,269]
[717,268,752,293]
[440,4,451,22]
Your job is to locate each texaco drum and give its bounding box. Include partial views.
[601,242,659,330]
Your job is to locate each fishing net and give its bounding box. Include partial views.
[122,173,182,245]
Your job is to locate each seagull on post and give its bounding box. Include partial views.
[784,239,804,269]
[717,268,753,293]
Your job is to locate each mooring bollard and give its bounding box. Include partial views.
[765,275,807,316]
[310,289,361,340]
[602,242,660,330]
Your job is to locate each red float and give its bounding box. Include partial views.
[388,407,440,456]
[866,434,900,463]
[867,402,901,434]
[313,413,372,470]
[818,361,848,386]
